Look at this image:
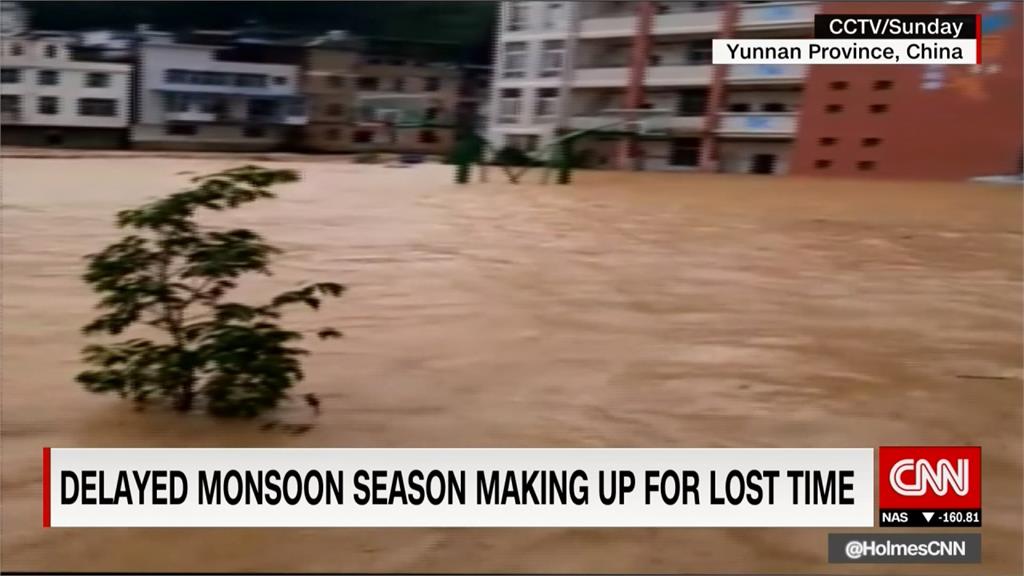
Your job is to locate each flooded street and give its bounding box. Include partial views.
[2,156,1021,573]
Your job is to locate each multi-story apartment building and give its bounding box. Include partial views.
[489,0,1022,180]
[301,34,461,155]
[132,29,308,151]
[0,30,132,148]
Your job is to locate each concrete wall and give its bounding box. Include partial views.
[131,123,291,151]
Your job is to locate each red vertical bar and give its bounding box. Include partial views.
[618,0,655,169]
[975,14,981,64]
[42,447,51,528]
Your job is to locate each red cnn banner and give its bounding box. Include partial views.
[879,446,981,510]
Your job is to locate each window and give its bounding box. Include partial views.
[542,2,565,30]
[535,87,558,120]
[825,103,843,113]
[85,72,109,88]
[247,98,276,120]
[869,103,888,113]
[37,70,59,86]
[815,159,832,169]
[507,1,529,31]
[197,95,227,115]
[424,77,440,91]
[873,80,893,90]
[540,40,564,77]
[425,106,439,120]
[648,54,663,66]
[243,126,266,138]
[37,96,59,115]
[687,39,713,65]
[728,103,751,113]
[0,67,21,83]
[44,44,57,58]
[77,98,117,117]
[165,124,197,136]
[10,43,23,56]
[326,103,344,117]
[165,69,189,84]
[273,76,287,86]
[761,102,786,112]
[357,76,379,90]
[163,93,190,113]
[676,89,707,116]
[235,74,267,88]
[392,78,405,92]
[325,128,340,141]
[0,94,20,113]
[502,42,527,78]
[353,130,373,143]
[862,137,881,147]
[819,137,837,146]
[419,129,438,143]
[669,137,701,167]
[857,160,876,171]
[829,80,848,90]
[327,74,344,88]
[498,88,522,124]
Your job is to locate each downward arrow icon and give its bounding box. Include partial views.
[922,512,935,522]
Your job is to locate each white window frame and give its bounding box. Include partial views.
[498,88,522,124]
[502,42,528,79]
[540,40,564,78]
[534,88,559,121]
[507,1,530,32]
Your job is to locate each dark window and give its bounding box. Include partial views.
[0,94,20,113]
[862,137,881,147]
[44,44,57,58]
[327,75,344,88]
[45,131,63,146]
[165,124,197,136]
[273,76,287,85]
[0,67,21,83]
[873,80,893,91]
[687,39,713,65]
[425,107,439,120]
[38,70,59,86]
[648,54,662,66]
[85,72,109,88]
[357,76,379,90]
[676,89,707,116]
[353,130,373,143]
[247,98,276,120]
[424,77,440,91]
[829,81,848,90]
[243,126,266,138]
[326,103,344,117]
[815,159,832,169]
[869,104,888,113]
[419,129,438,143]
[235,74,267,88]
[825,104,843,113]
[728,103,750,113]
[761,102,786,112]
[325,128,340,140]
[669,137,701,167]
[392,78,405,92]
[819,137,837,146]
[10,43,23,56]
[165,69,189,84]
[857,160,876,171]
[37,96,58,115]
[77,98,117,117]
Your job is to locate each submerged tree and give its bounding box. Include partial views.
[77,165,343,417]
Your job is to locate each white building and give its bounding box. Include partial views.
[488,1,818,174]
[0,31,132,147]
[133,31,308,151]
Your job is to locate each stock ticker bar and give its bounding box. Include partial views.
[814,15,979,40]
[879,509,983,528]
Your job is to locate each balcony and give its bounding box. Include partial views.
[164,110,218,122]
[578,10,721,38]
[646,65,713,86]
[567,115,703,133]
[717,113,797,137]
[573,65,712,88]
[736,2,818,30]
[727,64,808,84]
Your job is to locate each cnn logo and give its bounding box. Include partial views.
[889,458,969,496]
[879,446,980,510]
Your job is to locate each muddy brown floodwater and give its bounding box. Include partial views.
[1,156,1021,574]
